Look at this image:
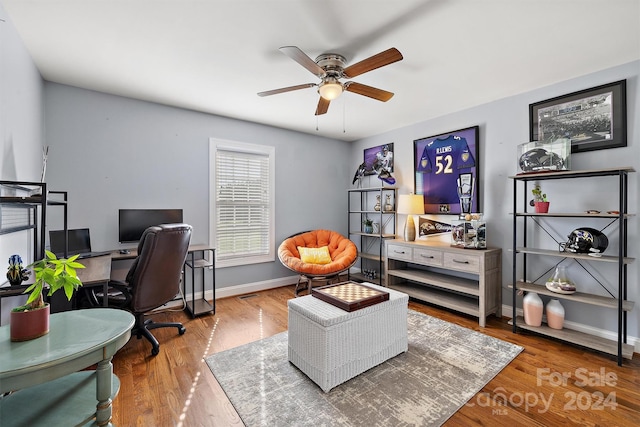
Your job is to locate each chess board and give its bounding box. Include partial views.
[311,281,389,312]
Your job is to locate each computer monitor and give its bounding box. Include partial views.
[49,228,92,257]
[118,209,184,243]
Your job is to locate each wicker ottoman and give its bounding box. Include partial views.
[287,283,408,392]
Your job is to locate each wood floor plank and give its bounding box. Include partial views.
[109,285,639,426]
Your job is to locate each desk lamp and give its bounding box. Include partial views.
[397,194,425,242]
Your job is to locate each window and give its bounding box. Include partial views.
[209,138,275,267]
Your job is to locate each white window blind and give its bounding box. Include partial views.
[211,140,275,267]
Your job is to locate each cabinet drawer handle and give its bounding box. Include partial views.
[420,254,434,259]
[393,250,406,254]
[453,259,470,264]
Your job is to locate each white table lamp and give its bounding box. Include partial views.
[397,194,425,241]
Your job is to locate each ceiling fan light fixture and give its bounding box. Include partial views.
[318,81,343,100]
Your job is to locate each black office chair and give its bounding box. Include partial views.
[102,223,192,356]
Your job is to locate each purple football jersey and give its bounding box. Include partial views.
[417,135,476,204]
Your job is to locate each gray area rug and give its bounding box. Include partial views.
[206,310,523,426]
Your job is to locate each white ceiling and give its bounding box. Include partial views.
[3,0,639,142]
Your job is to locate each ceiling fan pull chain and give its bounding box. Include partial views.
[343,100,346,133]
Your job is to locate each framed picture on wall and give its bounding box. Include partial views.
[363,143,394,176]
[414,126,479,215]
[529,80,627,153]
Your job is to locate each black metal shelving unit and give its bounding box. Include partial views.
[347,185,396,286]
[509,167,635,365]
[183,245,216,317]
[0,181,68,262]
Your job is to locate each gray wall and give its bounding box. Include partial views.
[1,0,638,344]
[0,4,44,323]
[43,83,350,288]
[351,60,640,341]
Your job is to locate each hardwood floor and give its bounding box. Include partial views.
[111,285,639,426]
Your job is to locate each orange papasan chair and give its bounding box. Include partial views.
[278,229,358,296]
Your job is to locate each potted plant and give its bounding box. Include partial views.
[531,184,549,213]
[363,217,374,234]
[10,250,85,341]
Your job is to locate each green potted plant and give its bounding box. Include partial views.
[10,250,85,341]
[363,217,374,234]
[530,184,549,213]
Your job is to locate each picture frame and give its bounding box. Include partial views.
[363,143,394,176]
[529,80,627,153]
[414,126,480,215]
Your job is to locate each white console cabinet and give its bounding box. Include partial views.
[385,239,501,327]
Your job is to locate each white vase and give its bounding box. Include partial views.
[546,299,565,330]
[523,292,543,327]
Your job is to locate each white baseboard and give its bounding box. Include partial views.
[502,304,640,355]
[155,275,298,312]
[210,275,297,299]
[158,283,640,356]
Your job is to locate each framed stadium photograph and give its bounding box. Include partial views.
[363,143,394,176]
[529,80,627,153]
[414,126,479,215]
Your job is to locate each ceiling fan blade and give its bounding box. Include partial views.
[344,82,394,102]
[279,46,325,77]
[315,97,330,115]
[343,47,403,78]
[258,83,316,97]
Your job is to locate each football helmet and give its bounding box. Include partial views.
[519,148,565,172]
[377,169,396,185]
[560,227,609,254]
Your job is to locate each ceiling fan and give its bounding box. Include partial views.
[258,46,403,115]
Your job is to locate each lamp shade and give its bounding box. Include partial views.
[397,194,425,215]
[318,80,343,100]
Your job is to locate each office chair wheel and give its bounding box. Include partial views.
[178,326,186,335]
[151,346,160,356]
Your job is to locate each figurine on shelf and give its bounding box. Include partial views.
[384,194,393,212]
[374,195,381,211]
[363,269,377,280]
[352,162,367,186]
[6,254,30,286]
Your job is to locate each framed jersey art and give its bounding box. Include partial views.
[414,126,479,215]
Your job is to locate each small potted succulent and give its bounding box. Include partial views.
[530,184,549,213]
[10,250,85,341]
[363,217,374,234]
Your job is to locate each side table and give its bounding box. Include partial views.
[0,308,134,426]
[287,282,408,392]
[183,245,216,317]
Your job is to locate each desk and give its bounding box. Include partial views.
[0,254,113,315]
[0,308,134,426]
[112,244,217,317]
